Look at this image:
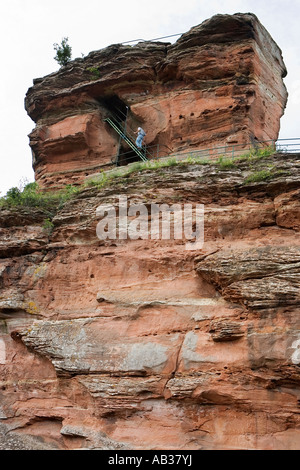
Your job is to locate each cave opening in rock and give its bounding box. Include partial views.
[99,94,129,123]
[117,147,143,166]
[99,94,148,166]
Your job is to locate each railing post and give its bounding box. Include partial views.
[124,106,129,133]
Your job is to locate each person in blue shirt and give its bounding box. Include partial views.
[135,127,146,149]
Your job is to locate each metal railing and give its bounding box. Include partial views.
[122,32,183,45]
[112,143,174,165]
[112,137,300,167]
[85,136,300,184]
[104,116,148,162]
[104,106,162,164]
[275,138,300,153]
[154,138,300,162]
[103,100,300,165]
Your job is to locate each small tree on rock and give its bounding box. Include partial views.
[53,37,72,67]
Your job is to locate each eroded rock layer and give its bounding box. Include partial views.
[0,152,300,450]
[25,13,287,189]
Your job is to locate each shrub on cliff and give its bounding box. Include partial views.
[0,182,78,215]
[53,37,72,67]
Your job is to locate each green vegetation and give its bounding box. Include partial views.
[0,146,281,218]
[86,157,188,189]
[244,169,274,183]
[235,145,276,163]
[42,218,55,234]
[87,66,100,80]
[53,37,72,67]
[181,155,210,165]
[85,146,278,189]
[215,156,236,169]
[0,182,79,216]
[244,168,289,184]
[206,145,276,171]
[177,145,275,169]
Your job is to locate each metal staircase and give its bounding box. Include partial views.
[104,116,148,163]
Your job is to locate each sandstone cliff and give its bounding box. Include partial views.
[25,13,287,189]
[1,11,298,451]
[0,151,300,450]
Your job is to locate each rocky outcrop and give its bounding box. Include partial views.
[25,13,287,189]
[0,152,300,450]
[196,246,300,309]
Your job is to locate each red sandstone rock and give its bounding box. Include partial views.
[0,152,300,450]
[0,10,297,451]
[25,13,287,189]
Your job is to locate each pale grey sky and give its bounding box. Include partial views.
[1,0,299,195]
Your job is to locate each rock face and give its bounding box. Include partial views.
[1,152,300,450]
[25,13,287,189]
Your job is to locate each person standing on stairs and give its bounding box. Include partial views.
[135,127,146,149]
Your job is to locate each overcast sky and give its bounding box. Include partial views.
[0,0,299,195]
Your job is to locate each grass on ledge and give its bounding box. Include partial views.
[0,146,278,214]
[236,145,275,161]
[215,145,276,169]
[244,169,274,183]
[244,168,289,184]
[85,157,182,189]
[86,145,276,188]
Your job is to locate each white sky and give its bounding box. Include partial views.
[0,0,299,195]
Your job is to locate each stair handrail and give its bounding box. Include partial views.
[104,116,148,162]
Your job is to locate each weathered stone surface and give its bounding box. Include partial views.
[25,13,287,189]
[1,120,300,449]
[196,246,300,309]
[78,375,164,399]
[0,208,49,258]
[209,319,244,342]
[0,423,59,450]
[275,189,300,230]
[16,318,180,376]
